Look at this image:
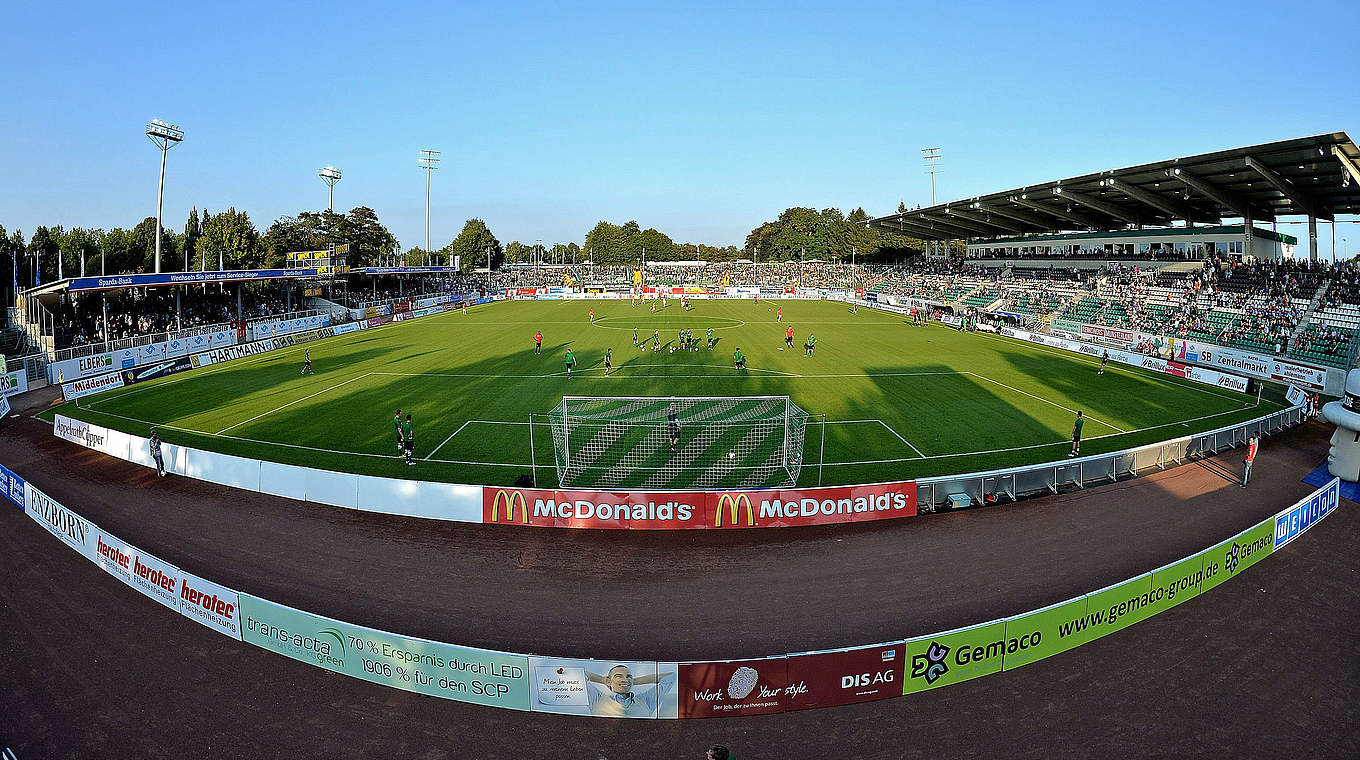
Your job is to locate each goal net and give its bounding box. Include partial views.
[547,395,812,490]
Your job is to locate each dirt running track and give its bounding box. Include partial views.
[1,399,1357,759]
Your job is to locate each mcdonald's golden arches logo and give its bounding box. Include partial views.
[713,493,755,528]
[489,489,530,523]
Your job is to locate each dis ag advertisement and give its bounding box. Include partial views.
[784,643,904,710]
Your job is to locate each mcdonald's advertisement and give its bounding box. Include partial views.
[481,481,916,530]
[482,486,707,529]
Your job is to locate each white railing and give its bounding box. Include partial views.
[915,405,1304,511]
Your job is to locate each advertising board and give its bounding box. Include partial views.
[177,569,243,640]
[528,657,676,718]
[481,481,916,529]
[1273,477,1340,550]
[0,462,25,510]
[61,371,126,400]
[121,357,193,385]
[25,482,96,560]
[903,620,1007,694]
[1,369,27,397]
[238,595,531,710]
[75,352,116,378]
[54,414,108,449]
[678,657,789,717]
[784,643,904,710]
[92,528,182,613]
[1199,518,1274,594]
[67,268,316,293]
[483,486,706,529]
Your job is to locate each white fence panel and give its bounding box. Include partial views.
[411,481,483,522]
[355,474,426,518]
[259,460,311,501]
[303,467,360,509]
[185,450,261,492]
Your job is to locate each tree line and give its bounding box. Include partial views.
[0,203,927,298]
[406,206,927,269]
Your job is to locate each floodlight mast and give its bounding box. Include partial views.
[145,119,185,275]
[922,147,942,256]
[419,150,440,259]
[318,166,342,211]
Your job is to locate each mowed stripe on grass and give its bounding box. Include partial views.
[50,299,1280,487]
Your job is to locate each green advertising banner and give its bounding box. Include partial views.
[1199,518,1275,594]
[1000,595,1090,672]
[1145,553,1207,617]
[1067,574,1153,646]
[903,620,1007,694]
[238,595,531,710]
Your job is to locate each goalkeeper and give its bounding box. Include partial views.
[565,348,577,377]
[667,403,682,452]
[733,347,746,372]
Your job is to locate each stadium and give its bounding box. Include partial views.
[2,11,1359,757]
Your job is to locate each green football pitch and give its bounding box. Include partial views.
[45,299,1283,488]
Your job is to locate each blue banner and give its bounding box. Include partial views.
[358,266,461,274]
[0,462,25,511]
[1273,478,1340,550]
[68,269,319,293]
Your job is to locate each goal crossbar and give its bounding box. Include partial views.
[548,395,812,490]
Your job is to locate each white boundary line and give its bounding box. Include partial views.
[874,419,925,457]
[70,397,1263,472]
[215,373,373,435]
[424,420,471,460]
[963,370,1128,434]
[819,405,1250,466]
[964,325,1250,405]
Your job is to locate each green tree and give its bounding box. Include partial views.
[446,218,502,270]
[130,217,178,273]
[27,226,60,284]
[182,207,201,271]
[57,227,102,278]
[340,206,397,268]
[197,208,262,270]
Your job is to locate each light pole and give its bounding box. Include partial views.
[922,147,941,258]
[146,119,185,274]
[318,166,342,211]
[419,150,440,255]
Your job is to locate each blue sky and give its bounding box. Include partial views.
[2,0,1356,256]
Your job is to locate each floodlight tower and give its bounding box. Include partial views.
[145,119,185,274]
[419,150,440,258]
[922,147,942,256]
[318,166,342,211]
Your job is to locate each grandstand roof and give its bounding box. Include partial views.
[868,132,1360,241]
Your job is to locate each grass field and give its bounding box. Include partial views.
[44,299,1284,488]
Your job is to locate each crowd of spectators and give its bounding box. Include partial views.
[30,256,1360,370]
[50,288,290,349]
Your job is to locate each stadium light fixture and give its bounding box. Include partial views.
[921,148,941,205]
[419,150,440,256]
[145,119,185,275]
[318,166,342,211]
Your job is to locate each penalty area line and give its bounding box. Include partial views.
[424,420,472,460]
[215,372,374,435]
[963,371,1127,434]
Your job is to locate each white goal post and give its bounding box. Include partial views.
[543,395,816,490]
